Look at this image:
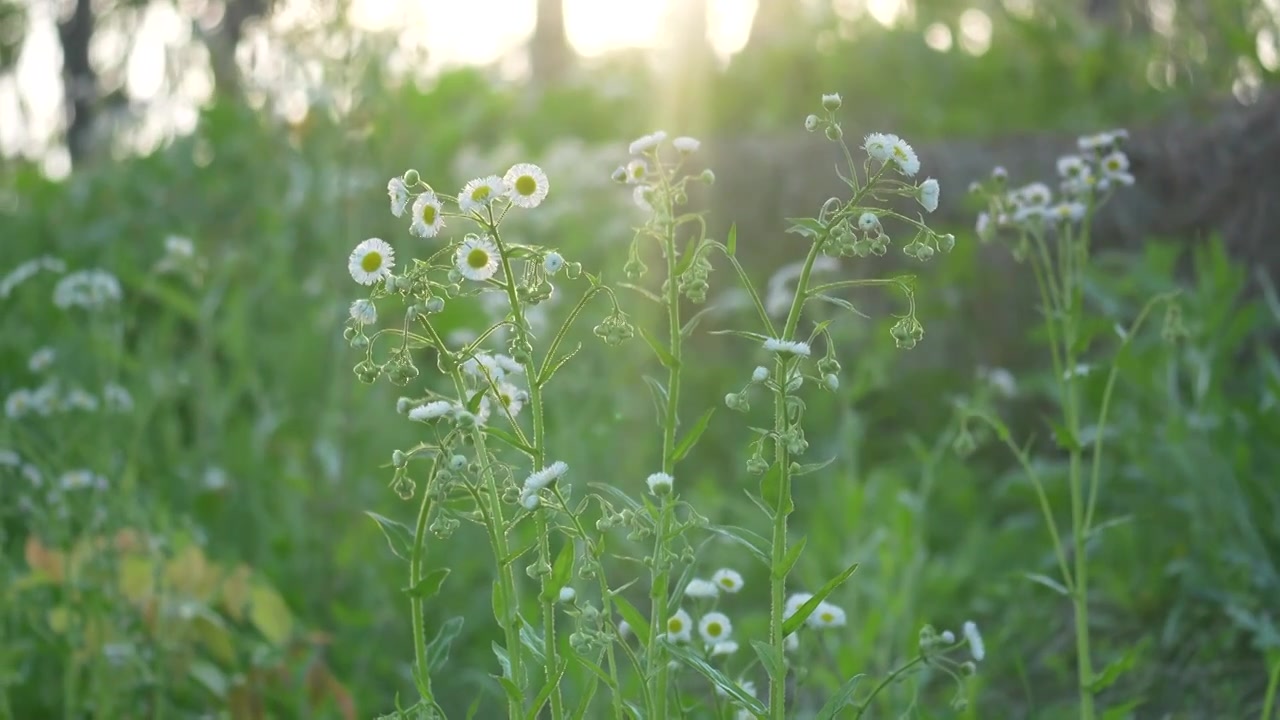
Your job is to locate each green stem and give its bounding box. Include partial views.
[1262,654,1280,720]
[409,464,437,705]
[853,655,926,718]
[649,195,684,719]
[491,227,563,718]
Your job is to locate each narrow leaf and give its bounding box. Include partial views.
[777,536,808,579]
[704,524,770,565]
[671,408,715,463]
[791,456,837,477]
[639,327,679,369]
[1024,573,1069,596]
[1088,641,1147,693]
[482,427,536,457]
[365,511,414,562]
[809,293,871,319]
[708,328,771,343]
[782,561,861,636]
[750,640,785,685]
[642,376,668,429]
[612,595,650,648]
[666,644,768,715]
[525,661,567,720]
[814,674,866,720]
[404,568,450,599]
[426,616,464,672]
[726,223,738,256]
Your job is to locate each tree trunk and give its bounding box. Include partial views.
[56,0,96,166]
[207,0,269,99]
[530,0,572,89]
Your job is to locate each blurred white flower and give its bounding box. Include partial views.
[712,568,744,593]
[684,578,719,599]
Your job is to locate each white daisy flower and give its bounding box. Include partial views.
[455,235,500,282]
[1077,131,1120,153]
[410,192,445,238]
[646,471,674,496]
[807,601,847,629]
[716,679,757,699]
[976,212,994,242]
[1105,171,1134,186]
[558,587,576,603]
[862,133,896,162]
[462,352,506,380]
[710,640,739,657]
[785,633,800,652]
[60,469,107,491]
[665,608,693,643]
[408,400,456,422]
[0,449,19,467]
[348,238,395,286]
[349,299,377,325]
[1015,182,1053,207]
[1100,150,1129,175]
[543,252,565,275]
[525,461,568,491]
[698,612,733,644]
[629,131,668,155]
[64,388,98,412]
[712,568,744,593]
[387,177,409,217]
[102,383,134,413]
[940,629,957,644]
[625,159,649,184]
[1013,205,1047,224]
[1051,201,1086,223]
[672,136,701,154]
[762,338,811,357]
[918,178,940,212]
[493,354,525,376]
[1056,155,1088,178]
[6,389,33,419]
[495,382,525,418]
[458,175,507,214]
[28,347,55,373]
[963,620,985,661]
[503,163,550,209]
[684,579,720,599]
[617,620,632,640]
[889,136,921,176]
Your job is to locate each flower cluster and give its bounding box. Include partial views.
[972,129,1133,241]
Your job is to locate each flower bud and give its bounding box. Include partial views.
[821,93,842,110]
[402,168,420,186]
[804,114,820,132]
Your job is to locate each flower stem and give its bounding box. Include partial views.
[409,463,437,706]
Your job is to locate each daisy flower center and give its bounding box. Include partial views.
[820,611,834,622]
[470,186,492,202]
[705,622,723,637]
[668,618,684,633]
[467,248,491,269]
[514,174,537,197]
[361,252,383,272]
[421,204,437,223]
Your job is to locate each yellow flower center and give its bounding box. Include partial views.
[820,611,833,622]
[467,248,490,269]
[719,579,733,589]
[706,622,723,637]
[361,252,383,272]
[420,203,437,224]
[514,174,537,197]
[668,618,683,633]
[470,186,492,202]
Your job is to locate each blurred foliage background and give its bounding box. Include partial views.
[1,0,1278,718]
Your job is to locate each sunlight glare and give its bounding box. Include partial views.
[925,23,953,52]
[958,9,992,55]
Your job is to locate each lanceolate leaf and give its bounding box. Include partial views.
[782,561,861,636]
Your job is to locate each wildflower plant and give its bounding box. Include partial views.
[961,130,1183,718]
[350,94,979,720]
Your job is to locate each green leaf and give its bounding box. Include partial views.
[619,282,664,304]
[1088,641,1147,693]
[639,326,678,369]
[791,456,837,477]
[612,595,650,648]
[814,673,866,720]
[759,463,792,515]
[483,426,536,457]
[539,342,583,386]
[466,389,487,414]
[1049,418,1082,452]
[1024,573,1069,596]
[680,306,718,337]
[188,659,229,699]
[500,542,537,568]
[726,223,738,256]
[426,616,464,673]
[492,641,512,679]
[777,536,807,579]
[785,217,827,239]
[519,616,547,662]
[750,640,785,685]
[526,660,567,720]
[642,376,668,429]
[543,541,576,603]
[494,675,523,710]
[405,568,450,599]
[365,511,414,562]
[492,580,508,624]
[809,293,871,319]
[782,561,861,636]
[674,236,701,276]
[671,408,715,463]
[708,328,771,343]
[666,644,768,715]
[704,524,770,565]
[589,482,644,512]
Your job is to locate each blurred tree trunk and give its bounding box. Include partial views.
[206,0,270,99]
[745,0,795,51]
[56,0,96,165]
[530,0,573,89]
[660,0,714,131]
